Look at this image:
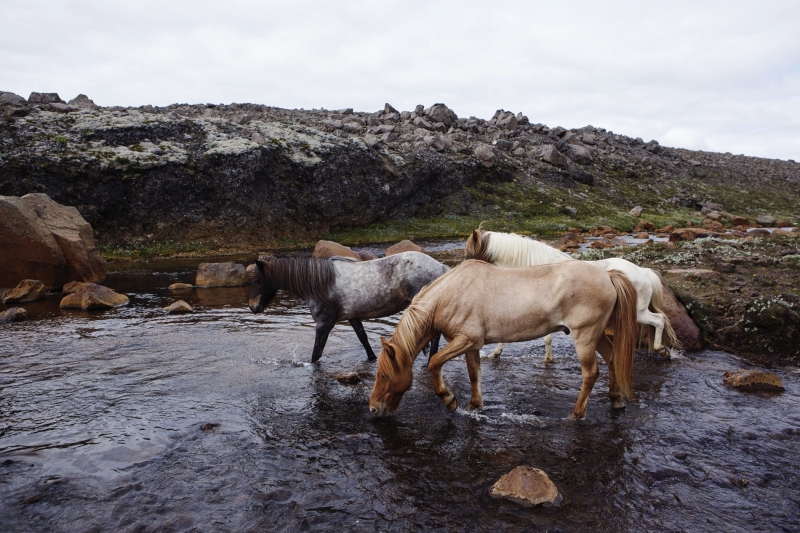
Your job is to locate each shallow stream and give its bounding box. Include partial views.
[1,248,799,532]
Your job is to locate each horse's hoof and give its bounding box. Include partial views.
[446,398,458,412]
[567,412,585,421]
[367,354,377,362]
[657,348,671,358]
[467,401,483,411]
[611,400,626,410]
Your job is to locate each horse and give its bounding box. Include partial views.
[465,229,678,359]
[369,259,638,420]
[249,251,449,362]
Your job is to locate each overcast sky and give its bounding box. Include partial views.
[2,1,799,160]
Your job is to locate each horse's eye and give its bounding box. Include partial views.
[381,374,388,380]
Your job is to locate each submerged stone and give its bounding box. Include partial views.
[723,369,784,392]
[490,466,562,507]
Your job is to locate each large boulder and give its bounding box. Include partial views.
[423,103,458,128]
[28,92,64,105]
[3,279,48,304]
[67,94,99,109]
[59,283,129,310]
[490,466,562,507]
[313,240,361,260]
[195,262,247,287]
[0,194,106,289]
[540,144,567,167]
[474,144,496,167]
[386,240,424,256]
[0,91,26,105]
[658,274,703,350]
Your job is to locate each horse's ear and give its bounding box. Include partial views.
[380,337,395,359]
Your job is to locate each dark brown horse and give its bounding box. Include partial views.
[249,252,449,362]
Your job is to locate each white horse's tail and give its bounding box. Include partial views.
[645,269,681,350]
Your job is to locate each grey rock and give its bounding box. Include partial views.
[47,102,74,113]
[371,124,396,135]
[342,122,362,133]
[541,145,567,167]
[0,91,26,105]
[756,214,776,227]
[552,126,567,137]
[363,133,381,147]
[251,133,267,145]
[494,139,513,151]
[415,104,425,114]
[567,144,593,164]
[474,144,496,166]
[497,114,518,131]
[516,112,530,125]
[324,119,343,129]
[424,103,458,128]
[413,116,434,130]
[195,263,247,287]
[28,92,64,105]
[645,140,661,153]
[337,108,353,115]
[383,103,398,115]
[399,111,411,121]
[424,135,445,152]
[512,147,526,157]
[67,94,99,109]
[629,206,643,217]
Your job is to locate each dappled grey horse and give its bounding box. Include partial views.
[249,252,449,362]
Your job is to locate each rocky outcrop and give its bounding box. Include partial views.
[658,276,703,351]
[723,369,784,392]
[0,307,27,323]
[59,283,129,310]
[0,98,796,250]
[489,466,562,507]
[3,279,48,304]
[195,263,247,287]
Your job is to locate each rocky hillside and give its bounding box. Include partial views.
[1,91,798,251]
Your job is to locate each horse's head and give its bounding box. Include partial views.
[369,337,413,417]
[465,228,489,261]
[248,257,278,313]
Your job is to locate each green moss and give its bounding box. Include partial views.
[99,240,217,260]
[129,144,145,152]
[52,135,68,144]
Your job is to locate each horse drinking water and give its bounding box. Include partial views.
[249,252,449,362]
[369,259,638,419]
[465,229,679,358]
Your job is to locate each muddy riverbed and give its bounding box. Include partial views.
[1,253,799,532]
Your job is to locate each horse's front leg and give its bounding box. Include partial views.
[310,320,336,363]
[348,318,376,361]
[428,335,474,412]
[465,350,484,410]
[569,335,601,420]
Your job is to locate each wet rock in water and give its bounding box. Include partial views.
[62,280,85,294]
[723,369,784,392]
[195,263,247,287]
[0,193,106,289]
[168,282,193,290]
[356,250,379,261]
[591,235,627,249]
[629,206,643,217]
[200,423,219,431]
[0,307,27,323]
[164,300,193,314]
[334,372,370,385]
[3,279,48,304]
[312,240,361,260]
[386,240,424,256]
[634,232,650,239]
[59,283,130,310]
[490,466,562,507]
[657,273,703,350]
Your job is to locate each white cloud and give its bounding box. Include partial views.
[1,0,798,159]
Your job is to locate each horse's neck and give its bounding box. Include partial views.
[488,233,572,267]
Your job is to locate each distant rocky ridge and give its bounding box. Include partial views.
[1,91,798,247]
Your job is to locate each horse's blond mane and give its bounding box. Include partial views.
[485,231,573,267]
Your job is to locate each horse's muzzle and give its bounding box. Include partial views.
[249,303,263,314]
[369,404,388,417]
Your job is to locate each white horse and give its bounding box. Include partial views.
[465,229,679,359]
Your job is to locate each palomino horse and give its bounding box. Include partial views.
[249,252,449,362]
[465,229,678,359]
[369,259,638,420]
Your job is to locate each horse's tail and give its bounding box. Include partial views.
[608,270,638,401]
[647,269,681,349]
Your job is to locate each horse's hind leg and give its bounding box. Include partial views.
[348,318,376,361]
[569,336,601,420]
[543,334,554,363]
[638,309,667,354]
[465,350,484,410]
[596,335,625,409]
[428,335,475,412]
[488,342,506,358]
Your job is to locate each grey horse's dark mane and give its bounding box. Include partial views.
[259,257,337,302]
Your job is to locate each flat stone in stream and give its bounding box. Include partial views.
[490,465,562,507]
[723,369,784,392]
[3,279,48,304]
[59,283,130,310]
[168,283,194,290]
[195,263,247,287]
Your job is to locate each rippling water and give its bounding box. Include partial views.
[1,254,799,532]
